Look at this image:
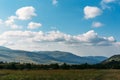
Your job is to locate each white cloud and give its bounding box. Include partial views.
[84,6,102,19]
[0,19,3,25]
[0,30,117,46]
[5,16,16,26]
[0,40,8,46]
[0,30,119,56]
[28,22,42,29]
[16,6,36,20]
[0,6,39,29]
[72,30,116,46]
[92,22,103,28]
[10,24,22,29]
[52,0,58,5]
[5,16,22,29]
[108,36,116,42]
[101,0,116,9]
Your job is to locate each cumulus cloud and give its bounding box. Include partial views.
[28,22,42,29]
[0,6,40,29]
[52,0,58,5]
[84,6,102,19]
[92,22,103,28]
[0,30,117,47]
[16,6,36,20]
[33,31,72,42]
[5,16,22,29]
[72,30,116,46]
[101,0,116,9]
[0,30,119,56]
[5,16,16,26]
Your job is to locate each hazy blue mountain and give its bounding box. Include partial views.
[0,46,107,64]
[0,46,11,50]
[36,51,107,64]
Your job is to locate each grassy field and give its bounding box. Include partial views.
[0,69,119,80]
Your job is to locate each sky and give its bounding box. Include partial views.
[0,0,120,57]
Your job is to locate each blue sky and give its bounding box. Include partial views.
[0,0,120,56]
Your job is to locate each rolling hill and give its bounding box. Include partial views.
[0,46,107,64]
[102,55,120,64]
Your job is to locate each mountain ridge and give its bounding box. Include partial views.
[102,54,120,64]
[0,46,107,64]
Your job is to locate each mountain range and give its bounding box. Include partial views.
[0,46,107,64]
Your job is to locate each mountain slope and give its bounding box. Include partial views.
[37,51,107,64]
[102,55,120,64]
[0,46,107,64]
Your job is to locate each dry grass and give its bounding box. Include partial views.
[0,69,119,80]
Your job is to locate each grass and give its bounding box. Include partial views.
[0,69,119,80]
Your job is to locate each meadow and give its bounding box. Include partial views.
[0,69,119,80]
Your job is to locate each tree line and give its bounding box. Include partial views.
[0,60,120,70]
